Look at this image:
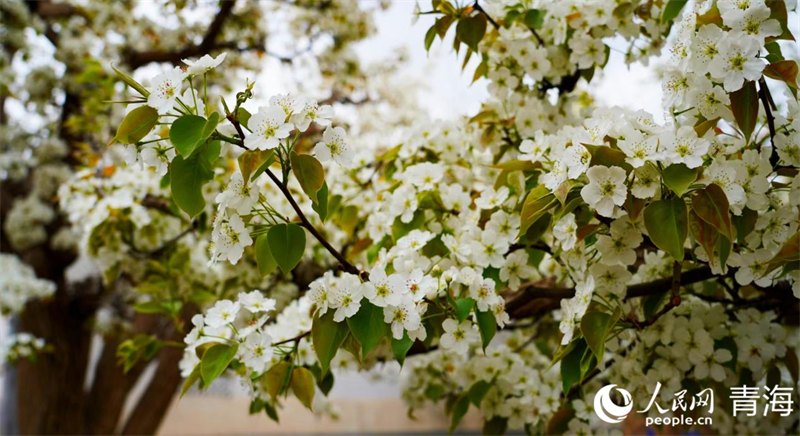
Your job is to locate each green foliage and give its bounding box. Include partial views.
[113,106,158,145]
[662,163,698,197]
[267,223,306,275]
[181,364,203,398]
[448,394,471,435]
[312,310,349,375]
[116,334,164,373]
[475,309,496,352]
[264,361,292,399]
[691,183,735,241]
[290,367,316,410]
[255,234,277,276]
[518,185,557,238]
[523,9,545,29]
[391,332,414,367]
[346,301,389,359]
[111,64,149,97]
[644,197,688,262]
[579,309,620,363]
[560,338,587,392]
[730,80,758,145]
[290,151,325,204]
[456,14,487,52]
[170,153,214,217]
[170,115,206,156]
[200,343,238,386]
[661,0,688,22]
[312,181,330,221]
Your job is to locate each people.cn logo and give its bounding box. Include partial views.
[594,384,634,424]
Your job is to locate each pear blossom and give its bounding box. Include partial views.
[439,318,478,354]
[383,296,421,340]
[659,126,709,169]
[708,36,764,92]
[182,53,227,75]
[210,213,253,265]
[580,165,628,218]
[215,172,260,215]
[315,126,354,167]
[362,267,404,307]
[244,106,293,150]
[146,67,185,114]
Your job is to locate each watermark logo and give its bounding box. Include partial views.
[594,384,633,424]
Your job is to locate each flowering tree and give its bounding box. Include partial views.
[2,0,800,435]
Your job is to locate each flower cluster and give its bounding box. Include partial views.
[0,254,56,314]
[0,333,48,366]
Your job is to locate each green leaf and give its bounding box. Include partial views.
[391,332,414,367]
[290,367,316,410]
[424,25,437,51]
[524,9,545,29]
[456,14,487,51]
[730,80,758,145]
[449,394,470,435]
[766,0,795,42]
[662,163,698,197]
[170,115,207,156]
[290,151,325,204]
[255,234,277,276]
[483,416,508,436]
[560,338,586,393]
[200,343,238,386]
[661,0,688,22]
[584,144,633,173]
[346,301,389,359]
[689,209,721,268]
[264,401,279,423]
[111,64,149,97]
[644,197,688,262]
[691,183,735,241]
[468,380,491,407]
[312,181,329,221]
[133,301,166,314]
[518,185,557,238]
[238,149,275,183]
[733,207,758,243]
[450,297,474,323]
[763,60,799,90]
[475,309,496,352]
[267,223,306,275]
[580,345,597,381]
[579,309,620,364]
[113,106,159,145]
[764,230,800,275]
[313,310,349,375]
[786,347,799,386]
[170,153,214,218]
[180,364,202,398]
[263,361,292,399]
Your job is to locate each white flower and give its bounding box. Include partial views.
[775,132,800,167]
[475,186,509,210]
[210,214,253,265]
[519,132,548,162]
[240,331,273,374]
[244,106,293,151]
[659,126,709,169]
[568,34,605,69]
[439,318,478,354]
[389,184,418,223]
[146,67,185,115]
[362,267,404,307]
[396,229,434,253]
[308,271,336,315]
[690,25,725,76]
[237,290,276,313]
[403,269,437,302]
[617,127,658,168]
[562,144,592,179]
[595,218,642,266]
[315,126,354,167]
[292,99,333,132]
[631,164,661,199]
[709,36,764,92]
[470,278,499,312]
[383,296,421,340]
[215,172,260,215]
[183,53,226,75]
[559,299,577,345]
[580,166,628,218]
[688,76,731,121]
[726,2,782,44]
[499,251,537,291]
[331,273,363,322]
[553,213,578,250]
[205,300,241,328]
[693,348,732,381]
[470,229,510,268]
[404,162,443,191]
[269,93,300,116]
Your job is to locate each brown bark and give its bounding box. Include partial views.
[16,280,100,435]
